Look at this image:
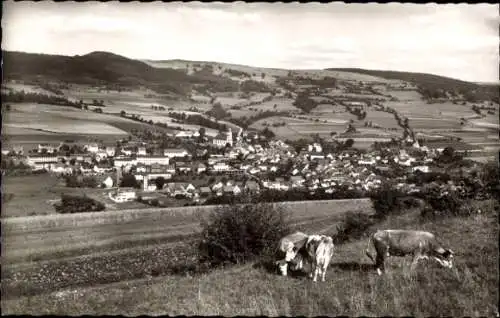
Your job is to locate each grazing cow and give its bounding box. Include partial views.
[365,230,454,275]
[305,234,335,282]
[276,231,309,276]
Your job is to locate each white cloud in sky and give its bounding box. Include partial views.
[2,2,498,82]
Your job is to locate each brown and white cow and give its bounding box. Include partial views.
[276,231,310,276]
[365,230,454,275]
[304,234,335,282]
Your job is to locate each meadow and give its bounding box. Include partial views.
[2,103,129,136]
[2,199,497,316]
[1,199,373,302]
[0,174,150,218]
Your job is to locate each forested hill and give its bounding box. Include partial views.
[2,51,239,96]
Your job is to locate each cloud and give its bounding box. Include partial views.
[2,2,499,82]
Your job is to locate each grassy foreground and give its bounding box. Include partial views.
[2,201,498,316]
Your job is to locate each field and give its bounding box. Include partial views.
[2,103,129,135]
[408,118,462,130]
[1,199,373,303]
[2,198,497,316]
[1,174,154,218]
[364,110,402,129]
[3,83,57,96]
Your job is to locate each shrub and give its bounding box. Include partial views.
[480,161,500,199]
[370,186,404,219]
[64,175,98,188]
[332,212,374,244]
[198,201,291,268]
[54,194,105,214]
[420,189,465,220]
[120,174,140,188]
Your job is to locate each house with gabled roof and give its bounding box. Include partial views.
[199,186,212,197]
[163,148,190,158]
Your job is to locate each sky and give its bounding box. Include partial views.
[3,2,499,83]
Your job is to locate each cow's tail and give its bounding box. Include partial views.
[365,233,376,263]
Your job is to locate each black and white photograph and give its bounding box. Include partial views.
[1,1,499,316]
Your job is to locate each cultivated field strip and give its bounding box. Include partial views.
[3,199,372,264]
[2,199,372,232]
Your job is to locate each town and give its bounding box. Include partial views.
[2,120,486,212]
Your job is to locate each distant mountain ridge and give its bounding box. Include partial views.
[326,67,499,102]
[2,50,498,103]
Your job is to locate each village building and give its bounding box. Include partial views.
[175,131,200,138]
[84,143,100,153]
[102,176,114,188]
[38,143,59,154]
[109,189,136,202]
[136,155,170,166]
[137,147,147,156]
[26,155,60,170]
[163,148,190,158]
[213,128,233,148]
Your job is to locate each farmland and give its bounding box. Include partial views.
[0,102,180,150]
[2,199,497,316]
[1,174,153,218]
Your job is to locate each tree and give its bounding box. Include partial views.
[261,72,265,79]
[120,110,126,117]
[273,104,277,109]
[198,127,206,140]
[344,138,355,149]
[154,177,167,190]
[442,146,455,159]
[261,127,275,139]
[120,174,140,188]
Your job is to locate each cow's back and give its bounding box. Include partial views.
[377,230,436,254]
[278,231,309,253]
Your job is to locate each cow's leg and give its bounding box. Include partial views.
[375,252,385,275]
[321,264,327,282]
[410,254,421,271]
[279,263,288,276]
[312,264,319,282]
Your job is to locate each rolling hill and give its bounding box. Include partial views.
[326,68,499,103]
[2,51,239,96]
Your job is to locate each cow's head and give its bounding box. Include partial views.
[433,248,454,268]
[284,242,300,262]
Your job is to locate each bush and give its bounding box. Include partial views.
[64,175,98,188]
[332,212,374,244]
[54,194,105,214]
[420,188,465,220]
[198,201,291,268]
[480,161,499,199]
[370,186,405,219]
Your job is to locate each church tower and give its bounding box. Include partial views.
[226,128,233,147]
